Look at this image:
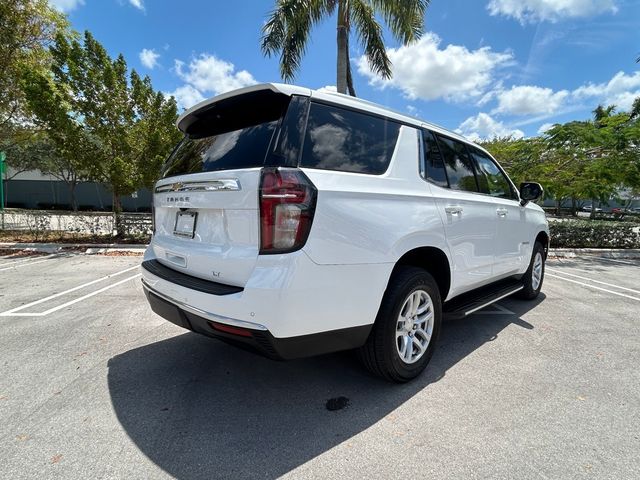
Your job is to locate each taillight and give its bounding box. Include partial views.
[259,167,317,254]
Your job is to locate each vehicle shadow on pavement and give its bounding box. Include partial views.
[107,295,544,480]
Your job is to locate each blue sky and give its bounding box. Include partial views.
[51,0,640,140]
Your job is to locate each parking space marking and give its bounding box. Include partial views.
[546,267,640,295]
[0,274,141,317]
[0,254,62,272]
[546,273,640,302]
[0,265,140,317]
[591,257,637,266]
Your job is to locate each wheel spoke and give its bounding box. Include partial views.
[412,336,425,354]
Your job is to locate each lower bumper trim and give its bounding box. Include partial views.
[143,286,372,360]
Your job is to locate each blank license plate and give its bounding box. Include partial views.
[173,211,197,238]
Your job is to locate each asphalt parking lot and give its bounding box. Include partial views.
[0,252,638,479]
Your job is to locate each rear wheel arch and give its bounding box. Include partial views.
[392,247,451,301]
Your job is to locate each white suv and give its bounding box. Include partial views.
[141,84,549,382]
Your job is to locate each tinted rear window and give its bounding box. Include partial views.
[300,103,401,175]
[422,130,448,187]
[162,122,277,178]
[435,135,478,192]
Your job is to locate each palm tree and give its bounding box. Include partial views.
[261,0,429,96]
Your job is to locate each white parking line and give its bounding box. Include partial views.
[0,265,140,317]
[0,274,141,317]
[546,267,640,295]
[546,273,640,302]
[0,254,61,272]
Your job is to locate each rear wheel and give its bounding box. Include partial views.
[359,266,442,383]
[517,241,545,300]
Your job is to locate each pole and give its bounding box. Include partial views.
[0,151,5,229]
[0,151,5,211]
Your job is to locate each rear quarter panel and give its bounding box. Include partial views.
[301,125,451,267]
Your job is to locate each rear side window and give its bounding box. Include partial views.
[422,130,448,187]
[469,148,516,200]
[163,122,277,178]
[435,135,478,192]
[300,103,401,175]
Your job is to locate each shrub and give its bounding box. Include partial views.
[549,220,640,248]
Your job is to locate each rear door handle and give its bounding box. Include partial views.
[497,208,508,217]
[445,206,463,215]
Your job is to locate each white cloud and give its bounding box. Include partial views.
[573,70,640,111]
[457,113,524,141]
[537,122,555,134]
[316,85,337,93]
[48,0,84,12]
[139,49,160,69]
[487,0,617,23]
[129,0,145,11]
[175,54,256,96]
[166,85,206,110]
[167,53,257,110]
[493,85,569,116]
[356,33,513,102]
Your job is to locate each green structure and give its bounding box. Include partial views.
[0,151,5,211]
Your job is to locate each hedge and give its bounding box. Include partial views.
[549,220,640,248]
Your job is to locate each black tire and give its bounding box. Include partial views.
[358,266,442,383]
[517,241,545,300]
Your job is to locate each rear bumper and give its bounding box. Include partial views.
[143,283,371,360]
[141,247,392,339]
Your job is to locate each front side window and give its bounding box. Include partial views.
[300,103,401,175]
[470,148,516,200]
[435,135,478,192]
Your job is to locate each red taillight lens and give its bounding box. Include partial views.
[259,168,317,254]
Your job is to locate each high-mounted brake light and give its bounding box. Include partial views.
[259,168,317,254]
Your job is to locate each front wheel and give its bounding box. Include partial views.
[358,267,442,383]
[517,241,545,300]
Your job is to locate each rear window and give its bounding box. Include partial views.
[162,90,288,178]
[300,103,401,175]
[162,122,277,178]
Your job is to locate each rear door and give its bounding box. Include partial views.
[423,131,497,294]
[151,92,305,287]
[469,147,529,276]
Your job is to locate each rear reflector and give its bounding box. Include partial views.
[209,322,253,337]
[259,168,317,254]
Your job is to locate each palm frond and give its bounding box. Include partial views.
[261,0,333,81]
[351,0,392,79]
[369,0,429,43]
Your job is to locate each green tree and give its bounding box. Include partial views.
[261,0,430,95]
[22,31,180,212]
[0,0,68,142]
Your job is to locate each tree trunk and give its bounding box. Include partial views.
[345,35,356,97]
[336,1,348,95]
[69,181,78,212]
[571,198,577,217]
[113,193,124,237]
[590,198,597,219]
[555,199,561,216]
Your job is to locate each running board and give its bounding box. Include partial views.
[443,278,524,320]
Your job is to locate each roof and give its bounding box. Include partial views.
[176,83,472,145]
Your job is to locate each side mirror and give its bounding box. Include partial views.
[519,182,543,206]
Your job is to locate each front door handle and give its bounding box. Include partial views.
[445,206,463,215]
[497,208,508,217]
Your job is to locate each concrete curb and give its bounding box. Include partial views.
[548,248,640,259]
[0,242,147,254]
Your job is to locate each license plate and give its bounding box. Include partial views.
[173,211,197,238]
